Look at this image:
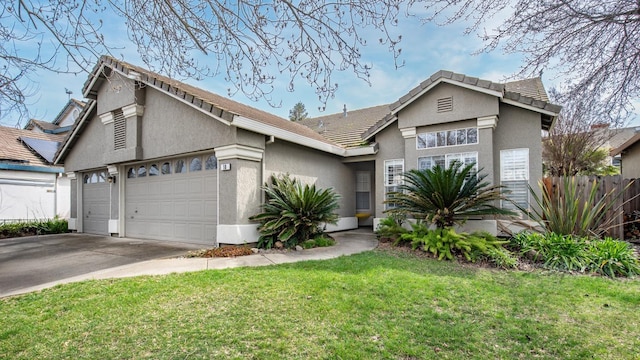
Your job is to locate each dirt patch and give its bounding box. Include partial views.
[185,246,254,258]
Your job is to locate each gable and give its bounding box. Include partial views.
[397,82,499,129]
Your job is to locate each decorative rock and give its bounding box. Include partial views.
[295,245,303,251]
[274,241,284,249]
[251,248,259,254]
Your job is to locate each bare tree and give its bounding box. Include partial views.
[419,0,640,125]
[2,0,406,125]
[543,89,619,176]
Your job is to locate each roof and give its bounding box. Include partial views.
[0,126,65,168]
[25,119,60,132]
[361,70,562,140]
[610,130,640,156]
[82,56,338,148]
[298,104,390,148]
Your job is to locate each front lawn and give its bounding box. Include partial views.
[1,249,639,359]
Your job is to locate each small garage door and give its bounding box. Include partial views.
[124,154,217,245]
[82,170,110,235]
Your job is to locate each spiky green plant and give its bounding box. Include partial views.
[588,237,640,277]
[385,162,516,229]
[526,177,626,237]
[250,174,340,249]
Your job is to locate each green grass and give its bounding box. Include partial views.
[1,249,639,359]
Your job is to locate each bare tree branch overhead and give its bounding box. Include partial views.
[418,0,640,125]
[1,0,405,124]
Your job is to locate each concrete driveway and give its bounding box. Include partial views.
[0,233,203,296]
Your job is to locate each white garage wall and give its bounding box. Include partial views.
[0,170,62,221]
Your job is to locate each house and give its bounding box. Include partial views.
[610,129,640,178]
[54,56,561,245]
[24,99,85,135]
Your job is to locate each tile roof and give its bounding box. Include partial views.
[85,56,338,148]
[0,126,65,166]
[299,104,390,148]
[504,78,550,102]
[25,119,60,132]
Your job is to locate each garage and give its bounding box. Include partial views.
[124,153,218,245]
[82,170,110,235]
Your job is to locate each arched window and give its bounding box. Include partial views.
[127,167,136,178]
[161,162,171,175]
[149,164,159,176]
[190,157,202,172]
[83,174,90,183]
[90,173,98,183]
[138,165,147,177]
[175,159,186,174]
[98,171,107,183]
[205,155,217,170]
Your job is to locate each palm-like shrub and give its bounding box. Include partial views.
[250,174,340,249]
[385,162,516,229]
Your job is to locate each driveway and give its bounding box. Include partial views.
[0,233,203,296]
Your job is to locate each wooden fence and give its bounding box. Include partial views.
[542,176,640,240]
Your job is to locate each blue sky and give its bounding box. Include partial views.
[7,9,638,127]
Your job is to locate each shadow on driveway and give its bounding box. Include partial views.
[0,233,204,296]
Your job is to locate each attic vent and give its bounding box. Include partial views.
[437,96,453,113]
[113,109,126,150]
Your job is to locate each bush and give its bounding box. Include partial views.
[250,174,340,249]
[302,234,336,249]
[374,214,408,243]
[403,227,508,262]
[588,237,640,277]
[0,218,69,238]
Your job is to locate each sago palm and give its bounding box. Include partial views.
[385,162,516,229]
[250,174,340,249]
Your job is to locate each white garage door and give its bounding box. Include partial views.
[82,170,110,235]
[124,154,218,245]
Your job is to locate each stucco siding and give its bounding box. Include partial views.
[140,87,237,160]
[96,73,139,115]
[373,123,405,218]
[493,103,543,188]
[398,83,499,128]
[63,114,109,172]
[621,142,640,179]
[265,141,355,217]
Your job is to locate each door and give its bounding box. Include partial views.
[82,170,110,235]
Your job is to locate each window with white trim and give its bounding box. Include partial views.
[418,152,478,172]
[501,148,529,212]
[416,127,478,149]
[355,171,371,211]
[384,159,404,209]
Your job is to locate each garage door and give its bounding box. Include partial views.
[82,170,110,235]
[124,154,217,245]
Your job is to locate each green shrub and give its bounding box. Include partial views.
[0,218,69,238]
[588,238,640,277]
[477,247,518,269]
[385,162,516,229]
[512,232,589,272]
[403,227,507,261]
[374,214,408,243]
[250,174,340,249]
[526,177,626,237]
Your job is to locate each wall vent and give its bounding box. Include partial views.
[437,96,453,113]
[113,109,126,150]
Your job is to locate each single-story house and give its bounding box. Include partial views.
[54,56,561,245]
[610,130,640,179]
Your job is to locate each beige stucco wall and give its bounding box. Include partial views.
[621,142,640,179]
[63,114,109,172]
[398,83,499,128]
[264,140,355,218]
[96,73,141,115]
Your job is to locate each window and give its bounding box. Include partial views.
[98,171,107,183]
[417,127,478,149]
[83,174,90,183]
[355,171,371,210]
[384,159,404,209]
[90,173,98,183]
[137,165,147,177]
[149,164,159,176]
[127,167,136,179]
[161,162,171,175]
[501,149,529,212]
[175,159,186,174]
[205,155,217,170]
[446,152,478,172]
[417,155,445,171]
[190,157,202,172]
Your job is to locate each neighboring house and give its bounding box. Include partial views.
[54,56,561,246]
[24,99,85,135]
[610,130,640,179]
[0,99,84,221]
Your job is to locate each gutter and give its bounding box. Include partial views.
[0,163,64,174]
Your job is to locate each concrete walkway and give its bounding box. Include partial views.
[2,229,378,298]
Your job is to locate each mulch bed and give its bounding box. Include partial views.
[185,246,255,258]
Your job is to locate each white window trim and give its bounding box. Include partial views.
[500,148,530,211]
[384,159,404,210]
[416,127,479,150]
